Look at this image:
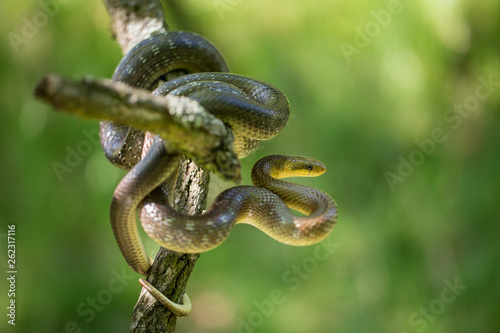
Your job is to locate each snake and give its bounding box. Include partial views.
[100,31,338,316]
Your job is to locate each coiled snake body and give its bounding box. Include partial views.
[101,32,337,316]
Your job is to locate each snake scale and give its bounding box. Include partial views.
[100,31,338,316]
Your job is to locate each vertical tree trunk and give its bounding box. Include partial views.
[130,158,208,332]
[103,1,208,331]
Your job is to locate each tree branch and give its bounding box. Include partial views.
[34,74,240,182]
[104,0,168,53]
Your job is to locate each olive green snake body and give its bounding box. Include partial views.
[100,32,338,316]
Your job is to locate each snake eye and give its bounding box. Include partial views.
[306,164,314,171]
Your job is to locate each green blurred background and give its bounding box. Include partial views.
[1,0,499,332]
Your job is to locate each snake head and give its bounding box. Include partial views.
[260,155,326,179]
[287,156,327,177]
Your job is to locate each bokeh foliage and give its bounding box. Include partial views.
[1,0,499,332]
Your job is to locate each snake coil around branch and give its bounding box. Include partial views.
[100,31,338,316]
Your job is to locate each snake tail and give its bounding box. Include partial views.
[139,278,192,317]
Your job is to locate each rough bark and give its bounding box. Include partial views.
[104,0,168,53]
